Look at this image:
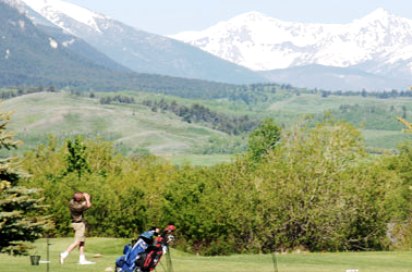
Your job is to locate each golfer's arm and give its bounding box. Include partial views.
[84,193,92,208]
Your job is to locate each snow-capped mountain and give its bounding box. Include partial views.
[171,9,412,72]
[20,0,265,84]
[15,0,412,90]
[22,0,107,33]
[0,0,250,96]
[0,0,134,88]
[169,9,412,90]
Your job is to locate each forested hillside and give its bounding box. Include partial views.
[0,1,247,94]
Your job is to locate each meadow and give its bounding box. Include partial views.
[2,89,412,164]
[1,92,229,158]
[1,238,412,272]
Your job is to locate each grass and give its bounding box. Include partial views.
[362,129,412,149]
[1,92,229,157]
[4,90,412,165]
[1,238,412,272]
[267,94,411,115]
[266,94,412,149]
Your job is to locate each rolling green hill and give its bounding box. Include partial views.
[3,89,412,165]
[2,92,236,163]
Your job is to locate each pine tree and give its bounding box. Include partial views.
[0,111,49,255]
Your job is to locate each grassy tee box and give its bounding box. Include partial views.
[1,238,412,272]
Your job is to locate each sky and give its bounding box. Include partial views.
[65,0,412,35]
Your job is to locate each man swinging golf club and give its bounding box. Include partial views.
[60,192,95,265]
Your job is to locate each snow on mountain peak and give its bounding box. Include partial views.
[359,8,392,22]
[231,11,275,23]
[171,8,412,71]
[22,0,105,32]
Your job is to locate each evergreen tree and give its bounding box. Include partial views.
[0,111,49,255]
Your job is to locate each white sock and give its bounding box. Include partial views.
[79,254,86,261]
[61,252,69,258]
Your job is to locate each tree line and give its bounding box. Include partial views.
[142,99,259,135]
[0,86,57,100]
[99,95,136,105]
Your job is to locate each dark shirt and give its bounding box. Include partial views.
[69,199,89,223]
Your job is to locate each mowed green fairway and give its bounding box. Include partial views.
[1,238,412,272]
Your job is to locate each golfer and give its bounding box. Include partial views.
[60,192,94,265]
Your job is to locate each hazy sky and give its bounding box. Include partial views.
[66,0,412,35]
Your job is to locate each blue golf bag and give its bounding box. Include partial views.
[115,238,148,272]
[115,226,176,272]
[115,230,156,272]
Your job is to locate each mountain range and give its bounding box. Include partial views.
[3,0,412,91]
[19,0,264,85]
[0,0,253,98]
[171,9,412,91]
